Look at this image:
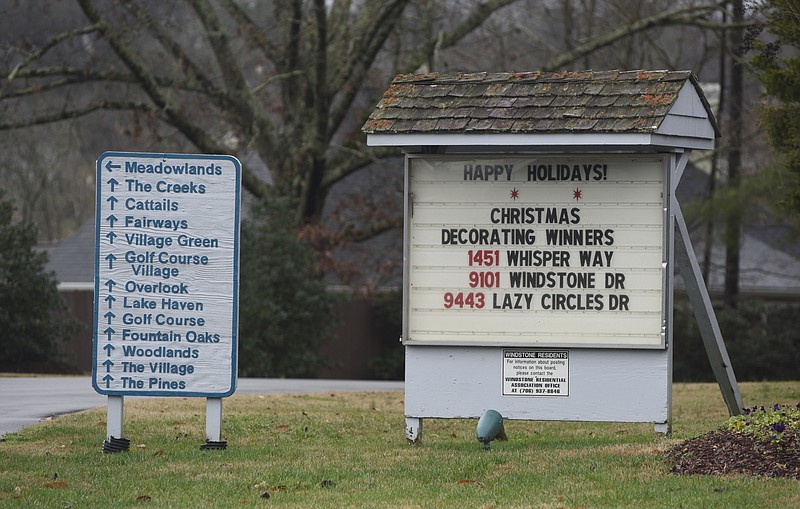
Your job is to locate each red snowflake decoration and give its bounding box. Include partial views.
[572,187,583,201]
[510,187,520,201]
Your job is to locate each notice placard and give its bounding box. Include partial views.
[92,152,241,397]
[502,349,569,396]
[405,154,666,348]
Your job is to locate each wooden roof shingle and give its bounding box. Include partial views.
[363,70,720,142]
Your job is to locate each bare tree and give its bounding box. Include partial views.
[0,125,95,241]
[1,0,518,231]
[1,0,735,246]
[724,0,745,307]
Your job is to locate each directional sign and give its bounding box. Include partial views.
[93,152,241,397]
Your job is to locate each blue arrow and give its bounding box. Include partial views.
[106,214,118,228]
[107,177,119,191]
[103,359,114,373]
[103,326,115,340]
[106,195,118,210]
[103,374,114,388]
[104,311,116,325]
[105,295,116,309]
[103,343,115,355]
[106,231,117,244]
[104,279,116,292]
[105,160,120,172]
[105,253,117,269]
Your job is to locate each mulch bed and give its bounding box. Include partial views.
[665,428,800,478]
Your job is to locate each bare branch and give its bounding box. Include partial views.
[328,0,354,56]
[186,0,250,94]
[323,145,401,189]
[75,1,234,163]
[327,0,519,168]
[3,23,101,85]
[120,0,214,92]
[327,1,408,137]
[324,0,520,183]
[4,67,211,99]
[250,69,304,95]
[539,1,730,71]
[0,100,154,130]
[70,0,272,199]
[513,22,561,56]
[329,1,408,93]
[296,0,331,222]
[217,0,276,61]
[187,0,281,180]
[345,217,402,243]
[399,0,519,74]
[274,0,305,143]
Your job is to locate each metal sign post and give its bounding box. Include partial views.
[93,151,241,451]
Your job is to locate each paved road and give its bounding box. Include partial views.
[0,377,403,438]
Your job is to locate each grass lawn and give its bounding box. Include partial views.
[0,381,798,508]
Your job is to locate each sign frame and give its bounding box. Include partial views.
[402,153,671,350]
[92,151,241,399]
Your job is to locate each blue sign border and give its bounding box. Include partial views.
[92,151,241,398]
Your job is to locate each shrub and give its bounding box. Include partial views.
[367,289,404,380]
[727,403,800,445]
[0,189,73,370]
[673,295,800,382]
[237,196,337,377]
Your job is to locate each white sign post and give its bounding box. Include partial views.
[93,151,241,451]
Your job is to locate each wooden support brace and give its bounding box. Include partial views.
[673,204,744,416]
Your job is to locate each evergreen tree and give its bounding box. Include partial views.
[750,0,800,217]
[237,196,337,377]
[0,189,72,370]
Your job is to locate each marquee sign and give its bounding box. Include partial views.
[405,154,667,349]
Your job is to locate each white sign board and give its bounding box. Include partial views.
[405,154,666,348]
[93,152,241,397]
[502,349,569,397]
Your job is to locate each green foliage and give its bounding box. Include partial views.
[726,403,800,445]
[0,189,72,370]
[673,296,800,382]
[750,0,800,216]
[367,289,404,380]
[237,196,337,378]
[681,163,798,227]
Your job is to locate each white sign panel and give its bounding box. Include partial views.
[502,349,569,396]
[93,152,241,397]
[406,155,666,348]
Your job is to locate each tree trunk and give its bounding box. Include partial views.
[724,0,743,308]
[703,6,727,281]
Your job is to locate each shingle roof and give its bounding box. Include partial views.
[362,69,720,137]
